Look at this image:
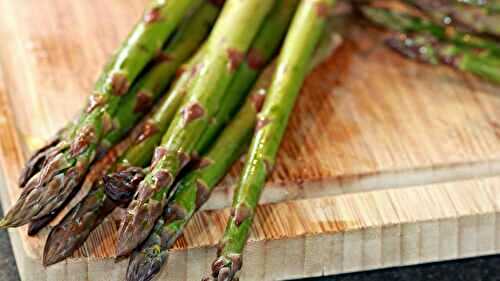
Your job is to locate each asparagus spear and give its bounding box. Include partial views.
[386,33,500,83]
[206,0,334,279]
[402,0,500,36]
[42,47,210,266]
[116,0,275,257]
[124,30,341,280]
[1,0,198,229]
[360,6,500,55]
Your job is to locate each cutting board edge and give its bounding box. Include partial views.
[0,175,498,281]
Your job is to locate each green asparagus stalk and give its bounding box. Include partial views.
[206,0,334,280]
[116,0,275,257]
[360,6,500,55]
[42,46,212,265]
[402,0,500,36]
[124,30,341,280]
[386,33,500,83]
[1,0,198,229]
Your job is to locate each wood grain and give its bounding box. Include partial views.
[0,0,499,280]
[3,176,500,280]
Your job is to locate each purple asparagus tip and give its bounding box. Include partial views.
[209,254,242,281]
[126,250,168,281]
[18,137,60,188]
[103,167,145,208]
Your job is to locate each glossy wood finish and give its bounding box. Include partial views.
[0,1,499,280]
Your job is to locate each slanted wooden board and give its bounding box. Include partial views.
[0,1,499,280]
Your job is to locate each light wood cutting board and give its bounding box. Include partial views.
[0,1,499,280]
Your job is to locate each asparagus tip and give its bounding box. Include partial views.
[103,167,145,208]
[126,251,167,281]
[0,219,8,229]
[18,137,61,188]
[27,221,44,236]
[43,245,65,267]
[116,200,162,257]
[208,255,242,281]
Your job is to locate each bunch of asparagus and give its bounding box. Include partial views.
[357,1,500,83]
[3,0,340,280]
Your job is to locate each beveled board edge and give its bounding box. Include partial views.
[1,171,499,280]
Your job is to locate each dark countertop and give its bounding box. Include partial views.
[0,205,498,281]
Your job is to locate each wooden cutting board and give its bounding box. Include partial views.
[0,1,499,280]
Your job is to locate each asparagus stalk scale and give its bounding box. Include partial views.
[207,0,334,280]
[124,29,341,280]
[116,0,275,257]
[1,0,198,229]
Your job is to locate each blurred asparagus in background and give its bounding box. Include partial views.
[402,0,500,36]
[386,33,500,83]
[361,6,500,54]
[359,3,500,83]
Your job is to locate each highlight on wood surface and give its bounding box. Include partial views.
[0,0,498,280]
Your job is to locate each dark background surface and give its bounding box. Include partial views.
[0,206,498,281]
